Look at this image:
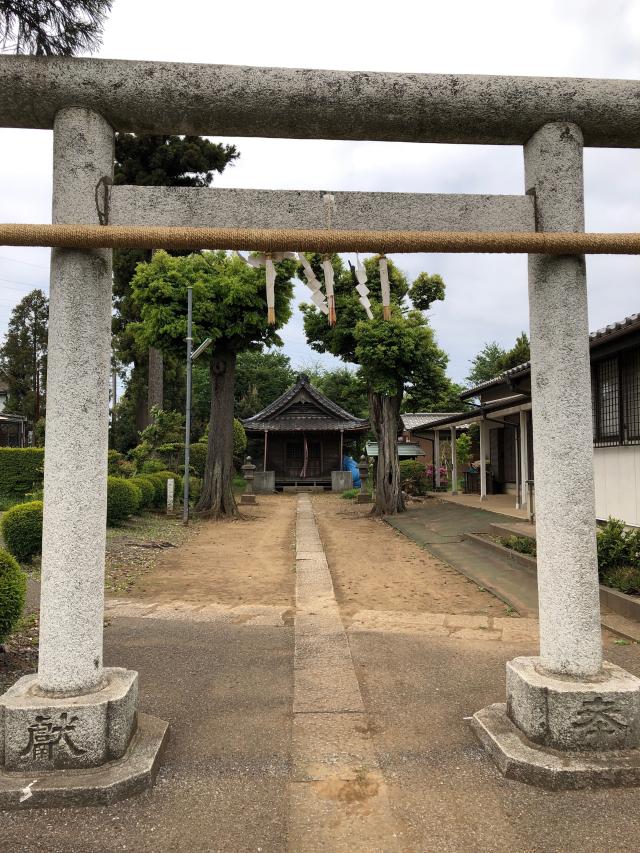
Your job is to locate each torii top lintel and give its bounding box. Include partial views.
[1,56,639,147]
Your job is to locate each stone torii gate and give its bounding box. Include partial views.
[1,57,640,803]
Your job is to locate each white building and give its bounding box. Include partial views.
[412,313,640,527]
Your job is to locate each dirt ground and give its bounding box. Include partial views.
[312,493,508,623]
[123,493,297,607]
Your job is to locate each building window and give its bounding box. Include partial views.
[623,348,640,442]
[592,346,640,447]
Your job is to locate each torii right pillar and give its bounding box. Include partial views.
[472,122,640,789]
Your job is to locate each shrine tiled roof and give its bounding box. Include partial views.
[242,374,369,433]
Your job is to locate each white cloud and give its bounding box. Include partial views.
[1,0,639,384]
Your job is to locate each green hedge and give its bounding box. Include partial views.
[0,549,26,643]
[0,448,44,501]
[1,500,43,563]
[107,477,141,526]
[147,471,183,507]
[131,476,156,509]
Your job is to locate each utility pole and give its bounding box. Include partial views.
[183,286,212,524]
[183,286,193,524]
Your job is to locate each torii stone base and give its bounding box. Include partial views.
[471,656,640,789]
[0,669,168,808]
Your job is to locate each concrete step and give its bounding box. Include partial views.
[490,521,537,540]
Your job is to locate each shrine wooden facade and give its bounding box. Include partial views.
[242,374,369,488]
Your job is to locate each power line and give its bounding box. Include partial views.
[0,254,48,270]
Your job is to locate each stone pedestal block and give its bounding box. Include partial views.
[331,471,353,492]
[472,654,640,789]
[254,471,275,493]
[506,656,640,751]
[1,668,137,771]
[240,494,257,505]
[357,493,372,504]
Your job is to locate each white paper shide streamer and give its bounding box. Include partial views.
[322,256,337,326]
[297,253,329,315]
[354,254,373,319]
[379,255,391,320]
[239,251,296,324]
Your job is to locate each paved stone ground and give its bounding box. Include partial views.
[386,500,540,616]
[0,616,294,852]
[4,496,640,851]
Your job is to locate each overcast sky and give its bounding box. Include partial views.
[1,0,640,386]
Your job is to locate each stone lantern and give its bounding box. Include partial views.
[357,455,372,504]
[241,456,257,505]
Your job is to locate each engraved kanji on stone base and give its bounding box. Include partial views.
[571,696,629,740]
[20,712,86,762]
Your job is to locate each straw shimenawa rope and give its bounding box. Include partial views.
[2,223,640,254]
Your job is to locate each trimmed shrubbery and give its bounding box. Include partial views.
[597,517,640,594]
[130,476,156,510]
[0,549,26,643]
[107,477,141,526]
[0,448,44,505]
[1,500,43,563]
[498,517,640,596]
[498,535,537,557]
[150,471,182,506]
[399,460,429,496]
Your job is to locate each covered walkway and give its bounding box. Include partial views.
[429,491,530,520]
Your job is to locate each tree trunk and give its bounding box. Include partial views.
[132,356,149,432]
[147,345,164,418]
[369,387,405,516]
[196,351,239,519]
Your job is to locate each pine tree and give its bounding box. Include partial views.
[0,1,111,55]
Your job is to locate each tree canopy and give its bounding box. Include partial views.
[131,250,295,518]
[112,133,239,432]
[301,253,451,514]
[0,0,111,55]
[466,332,530,387]
[233,350,296,419]
[0,288,48,421]
[130,251,294,360]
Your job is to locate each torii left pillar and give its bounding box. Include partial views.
[0,108,168,808]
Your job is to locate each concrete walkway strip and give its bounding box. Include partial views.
[289,495,401,853]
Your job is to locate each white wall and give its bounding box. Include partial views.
[594,445,640,527]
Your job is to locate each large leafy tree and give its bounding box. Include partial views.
[0,289,48,421]
[315,367,368,420]
[0,0,111,55]
[113,134,239,431]
[501,332,530,371]
[233,350,296,419]
[465,341,506,387]
[131,251,295,519]
[302,254,449,515]
[466,332,530,388]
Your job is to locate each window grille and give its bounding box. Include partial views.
[592,345,640,447]
[622,348,640,442]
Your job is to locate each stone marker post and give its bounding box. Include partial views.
[0,108,167,807]
[357,455,371,504]
[167,478,175,514]
[472,122,640,788]
[241,456,257,505]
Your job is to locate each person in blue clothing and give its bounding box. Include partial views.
[342,453,361,488]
